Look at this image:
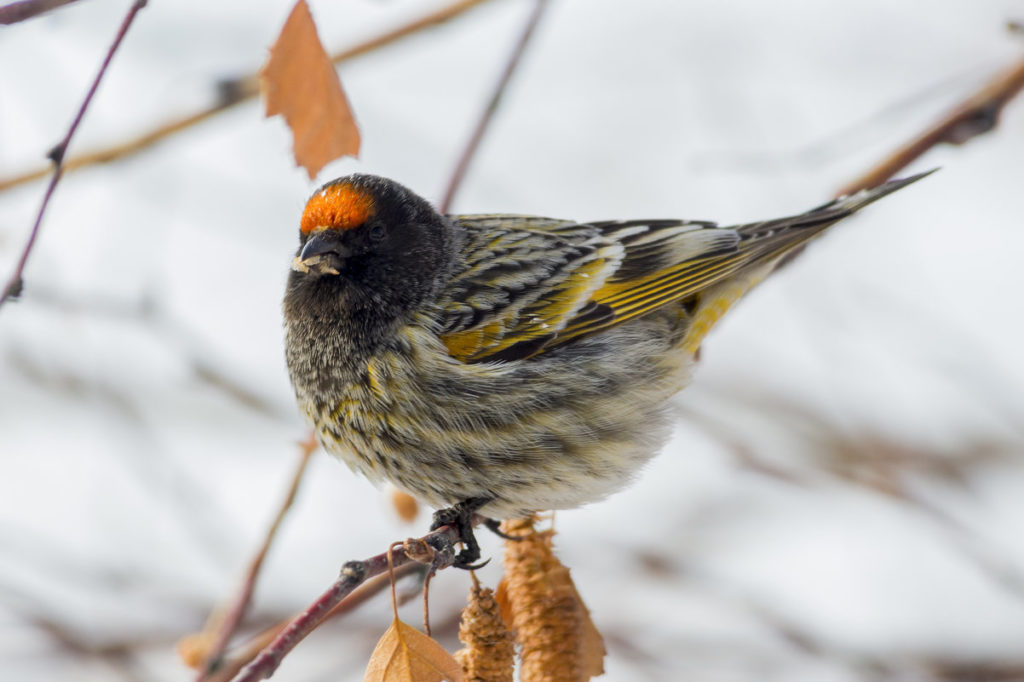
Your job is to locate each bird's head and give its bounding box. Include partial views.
[285,174,457,321]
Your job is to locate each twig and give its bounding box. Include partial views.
[836,53,1024,196]
[231,524,466,682]
[438,0,551,213]
[0,0,496,193]
[24,287,287,418]
[196,436,317,681]
[205,563,423,682]
[775,53,1024,273]
[0,0,81,24]
[0,0,147,309]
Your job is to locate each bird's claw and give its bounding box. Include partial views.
[430,498,491,570]
[483,517,526,541]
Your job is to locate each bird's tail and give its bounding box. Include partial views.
[677,170,935,353]
[805,169,937,215]
[736,169,937,240]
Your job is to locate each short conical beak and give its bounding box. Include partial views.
[293,233,352,276]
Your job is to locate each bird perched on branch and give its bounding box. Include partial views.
[283,172,928,567]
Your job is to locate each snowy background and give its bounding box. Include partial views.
[2,0,1024,680]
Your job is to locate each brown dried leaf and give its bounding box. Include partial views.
[364,617,464,682]
[454,585,515,682]
[261,0,360,179]
[501,517,606,681]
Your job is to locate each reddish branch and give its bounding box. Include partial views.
[439,0,551,213]
[202,563,423,682]
[195,438,317,681]
[0,0,80,24]
[230,524,465,682]
[0,0,147,309]
[837,53,1024,196]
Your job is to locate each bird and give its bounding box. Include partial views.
[283,171,928,567]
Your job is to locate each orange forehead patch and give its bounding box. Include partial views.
[300,183,375,234]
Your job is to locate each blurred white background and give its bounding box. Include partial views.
[2,0,1024,680]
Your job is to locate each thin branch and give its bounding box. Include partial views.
[775,52,1024,273]
[438,0,551,213]
[836,53,1024,196]
[0,0,496,194]
[195,437,317,681]
[0,0,81,24]
[0,0,147,309]
[25,287,287,418]
[204,563,424,682]
[231,524,469,682]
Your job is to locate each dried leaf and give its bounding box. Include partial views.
[364,617,464,682]
[502,517,606,681]
[454,585,514,682]
[262,0,360,179]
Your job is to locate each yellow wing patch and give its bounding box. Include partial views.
[559,222,831,348]
[441,319,505,361]
[437,174,926,363]
[441,251,615,362]
[555,254,747,343]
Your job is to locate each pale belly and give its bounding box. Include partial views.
[300,316,696,519]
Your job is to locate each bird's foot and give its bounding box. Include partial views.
[430,497,491,570]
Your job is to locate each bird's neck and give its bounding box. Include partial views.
[284,279,406,398]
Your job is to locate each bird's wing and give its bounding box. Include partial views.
[437,174,927,363]
[436,214,739,362]
[436,215,626,363]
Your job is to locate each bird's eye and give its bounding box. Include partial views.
[368,224,385,241]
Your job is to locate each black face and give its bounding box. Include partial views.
[286,174,456,326]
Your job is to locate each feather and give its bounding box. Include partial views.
[438,173,931,363]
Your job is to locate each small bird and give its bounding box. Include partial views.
[283,172,927,566]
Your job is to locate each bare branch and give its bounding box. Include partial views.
[0,0,81,25]
[0,0,147,310]
[195,437,317,681]
[774,53,1024,273]
[24,286,286,418]
[439,0,551,213]
[0,0,496,194]
[230,524,468,682]
[837,53,1024,196]
[203,563,424,682]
